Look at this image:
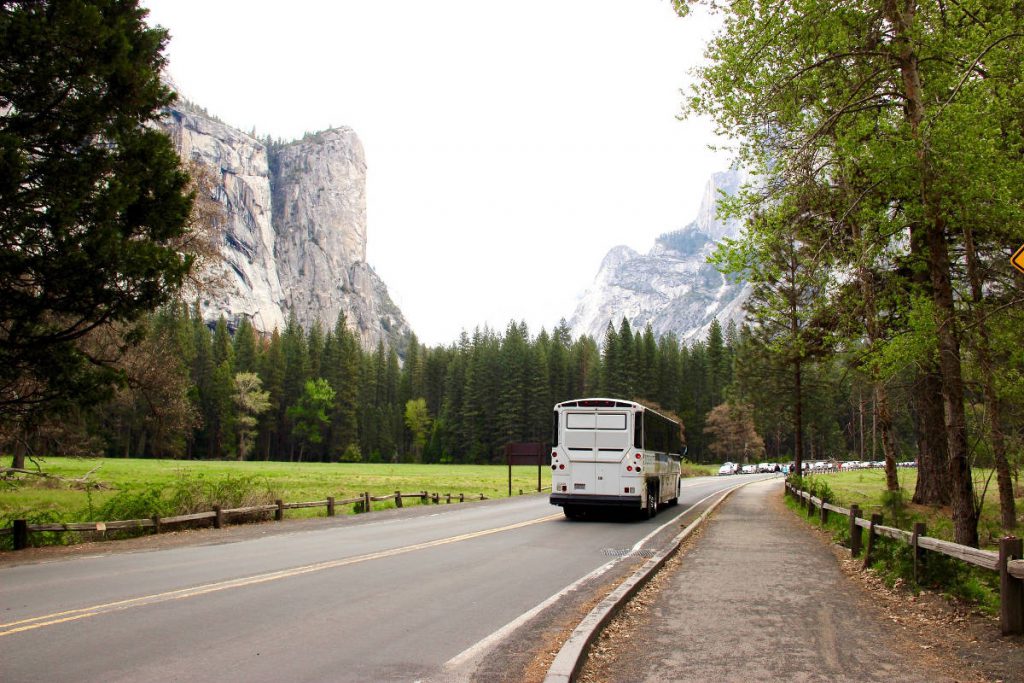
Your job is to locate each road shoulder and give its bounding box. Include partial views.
[579,478,1021,682]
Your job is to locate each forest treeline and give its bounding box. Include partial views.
[10,301,957,479]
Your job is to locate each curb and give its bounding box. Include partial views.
[543,477,772,683]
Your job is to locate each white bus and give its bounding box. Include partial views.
[549,398,685,519]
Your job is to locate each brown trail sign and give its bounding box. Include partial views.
[504,442,550,497]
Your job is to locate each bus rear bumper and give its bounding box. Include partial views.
[550,493,642,509]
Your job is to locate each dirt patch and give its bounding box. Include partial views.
[780,492,1024,683]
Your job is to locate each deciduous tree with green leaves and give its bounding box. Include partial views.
[287,378,335,463]
[678,0,1024,546]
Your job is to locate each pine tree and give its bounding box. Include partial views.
[257,329,284,460]
[0,0,194,437]
[233,317,258,374]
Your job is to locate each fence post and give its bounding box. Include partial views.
[13,519,28,550]
[862,513,882,570]
[849,504,862,557]
[363,492,371,513]
[446,493,451,504]
[152,515,161,535]
[820,500,829,525]
[213,505,223,529]
[395,491,403,508]
[327,496,335,517]
[999,536,1023,636]
[806,492,815,518]
[912,522,926,585]
[275,499,284,522]
[459,493,465,503]
[420,491,428,504]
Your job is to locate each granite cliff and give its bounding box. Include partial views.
[162,102,410,350]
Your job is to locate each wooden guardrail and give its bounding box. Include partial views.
[0,489,491,551]
[785,481,1024,636]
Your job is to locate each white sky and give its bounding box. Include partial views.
[142,0,731,346]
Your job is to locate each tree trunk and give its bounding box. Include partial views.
[793,357,804,476]
[963,224,1015,530]
[875,384,900,492]
[11,438,26,471]
[886,0,976,545]
[926,218,978,547]
[911,373,951,505]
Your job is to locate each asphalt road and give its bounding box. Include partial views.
[0,474,771,682]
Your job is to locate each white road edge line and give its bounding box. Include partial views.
[441,484,740,677]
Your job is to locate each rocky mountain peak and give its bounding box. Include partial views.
[162,101,410,351]
[569,169,749,343]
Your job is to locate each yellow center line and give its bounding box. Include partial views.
[0,512,563,637]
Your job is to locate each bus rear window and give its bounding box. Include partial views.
[597,413,626,430]
[566,413,596,429]
[566,412,626,430]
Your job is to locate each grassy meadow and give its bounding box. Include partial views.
[1,458,554,527]
[802,468,1024,550]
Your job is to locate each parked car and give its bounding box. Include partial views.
[757,462,774,473]
[718,462,739,475]
[741,464,758,474]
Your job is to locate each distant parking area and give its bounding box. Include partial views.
[716,460,916,475]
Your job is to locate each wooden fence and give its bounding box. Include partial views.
[0,489,491,552]
[785,481,1024,636]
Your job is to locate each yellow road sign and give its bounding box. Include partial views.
[1014,244,1024,275]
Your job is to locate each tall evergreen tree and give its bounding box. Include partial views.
[0,0,194,446]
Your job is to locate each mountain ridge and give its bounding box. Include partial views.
[569,169,749,343]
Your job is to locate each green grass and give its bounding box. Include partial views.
[1,457,554,522]
[802,469,1023,550]
[791,470,1020,614]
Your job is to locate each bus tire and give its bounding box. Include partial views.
[645,485,658,519]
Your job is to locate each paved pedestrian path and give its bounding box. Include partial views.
[596,479,962,682]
